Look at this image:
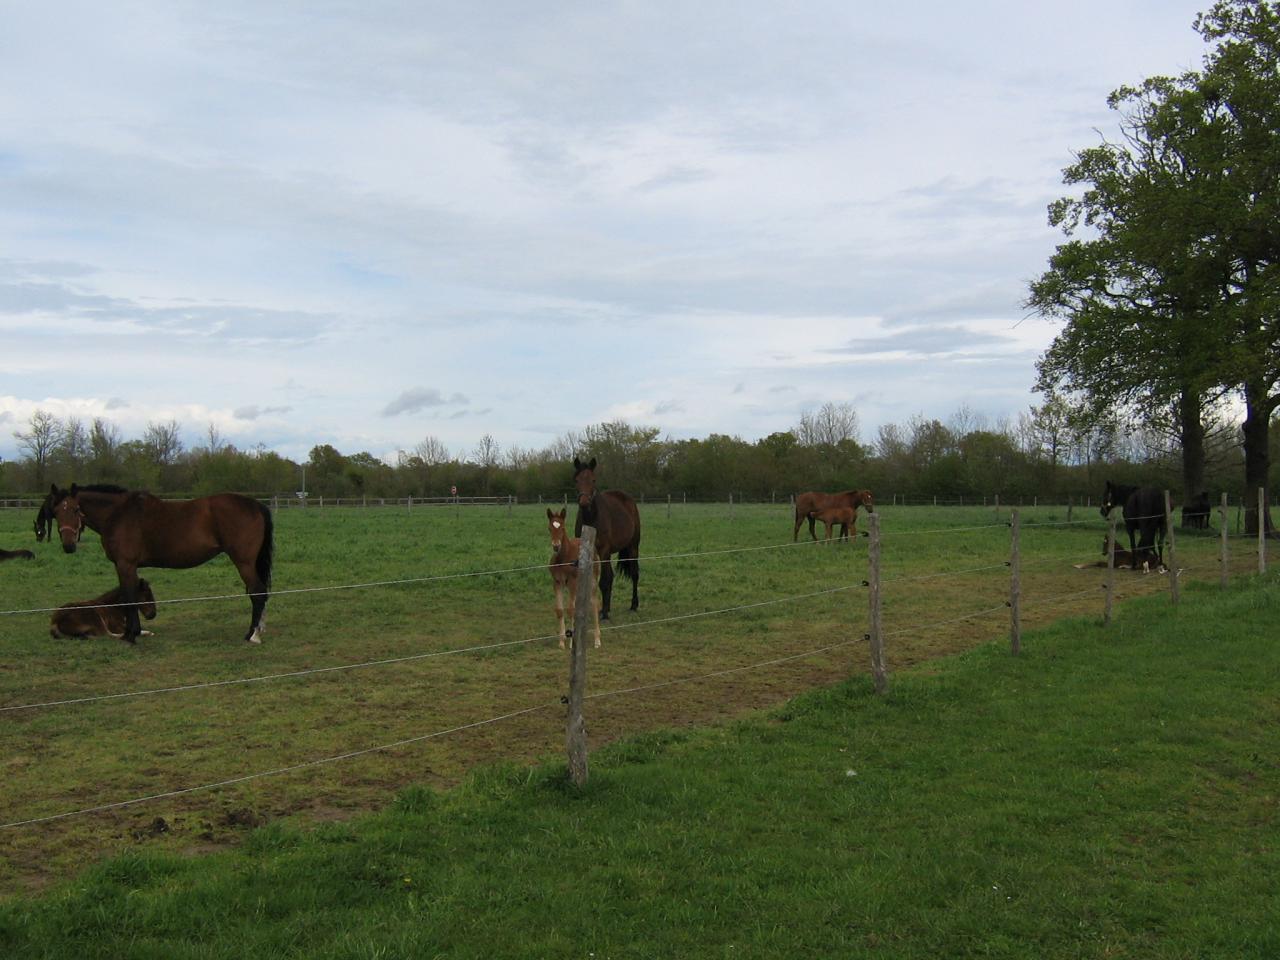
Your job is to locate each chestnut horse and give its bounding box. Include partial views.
[572,457,641,620]
[546,507,601,649]
[793,489,874,541]
[51,483,273,644]
[814,505,856,542]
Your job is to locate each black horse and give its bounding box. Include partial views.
[572,457,641,620]
[1182,491,1211,530]
[1100,481,1167,570]
[33,485,61,542]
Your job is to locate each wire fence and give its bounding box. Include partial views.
[0,499,1271,834]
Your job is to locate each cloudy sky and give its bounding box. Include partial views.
[1,1,1211,463]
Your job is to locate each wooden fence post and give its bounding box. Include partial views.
[1220,492,1229,589]
[867,513,888,695]
[1009,508,1021,655]
[566,525,596,787]
[1104,511,1116,626]
[729,493,734,522]
[1164,490,1179,605]
[1067,495,1073,524]
[667,493,672,520]
[994,493,999,515]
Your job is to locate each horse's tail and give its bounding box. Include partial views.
[255,502,275,590]
[616,546,639,583]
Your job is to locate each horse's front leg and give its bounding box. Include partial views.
[115,565,142,643]
[598,560,615,621]
[553,580,567,649]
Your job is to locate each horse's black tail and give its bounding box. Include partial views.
[616,547,639,583]
[255,502,275,591]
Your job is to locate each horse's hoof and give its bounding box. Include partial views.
[565,629,574,639]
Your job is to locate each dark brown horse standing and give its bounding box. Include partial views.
[793,489,874,541]
[572,457,641,621]
[52,483,274,644]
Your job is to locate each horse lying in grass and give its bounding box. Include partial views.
[1073,536,1141,570]
[547,508,601,649]
[50,579,158,639]
[1,548,35,561]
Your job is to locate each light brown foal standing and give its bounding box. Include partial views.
[815,505,856,541]
[547,508,601,649]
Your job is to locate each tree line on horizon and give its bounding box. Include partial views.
[5,401,1275,506]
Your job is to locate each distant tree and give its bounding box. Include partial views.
[795,402,860,447]
[142,420,184,466]
[14,409,61,488]
[88,418,123,480]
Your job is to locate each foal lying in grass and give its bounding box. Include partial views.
[546,508,601,649]
[50,579,158,640]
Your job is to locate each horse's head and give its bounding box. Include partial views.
[858,489,875,513]
[1100,480,1117,517]
[136,578,158,621]
[52,489,84,554]
[547,507,569,552]
[572,456,598,518]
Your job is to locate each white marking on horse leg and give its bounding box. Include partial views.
[248,627,263,644]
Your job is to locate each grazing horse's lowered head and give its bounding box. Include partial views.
[34,484,63,542]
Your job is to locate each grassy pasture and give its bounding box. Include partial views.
[0,539,1275,957]
[0,500,1255,896]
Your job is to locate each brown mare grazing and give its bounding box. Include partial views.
[1,547,36,561]
[572,457,641,621]
[50,580,158,639]
[814,505,855,542]
[793,489,874,541]
[546,508,601,649]
[51,483,273,644]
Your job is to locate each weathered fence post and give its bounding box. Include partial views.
[667,493,672,520]
[566,526,596,787]
[1259,487,1268,575]
[1067,495,1073,524]
[1220,491,1229,590]
[1009,508,1021,655]
[867,513,888,695]
[729,492,734,522]
[1104,511,1117,626]
[994,493,999,515]
[507,494,513,518]
[1164,490,1179,605]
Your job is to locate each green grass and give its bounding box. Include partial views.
[0,501,1260,903]
[0,567,1275,957]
